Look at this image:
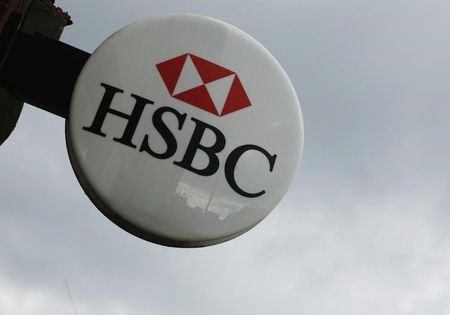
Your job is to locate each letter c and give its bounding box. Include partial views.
[225,145,277,198]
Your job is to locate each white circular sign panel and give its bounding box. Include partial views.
[66,15,303,247]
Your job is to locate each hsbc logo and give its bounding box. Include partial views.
[156,53,251,116]
[79,52,278,199]
[82,76,276,198]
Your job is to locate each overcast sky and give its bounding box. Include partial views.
[2,0,450,314]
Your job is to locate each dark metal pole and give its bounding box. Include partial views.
[0,30,90,118]
[0,0,72,145]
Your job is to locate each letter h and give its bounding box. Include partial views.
[82,83,154,148]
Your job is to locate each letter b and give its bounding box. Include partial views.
[173,118,226,176]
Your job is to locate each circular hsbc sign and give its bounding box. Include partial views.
[66,15,303,247]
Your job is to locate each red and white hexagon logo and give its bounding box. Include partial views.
[156,53,251,117]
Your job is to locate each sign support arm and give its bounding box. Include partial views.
[0,26,90,118]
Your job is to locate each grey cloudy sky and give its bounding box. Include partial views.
[1,0,450,314]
